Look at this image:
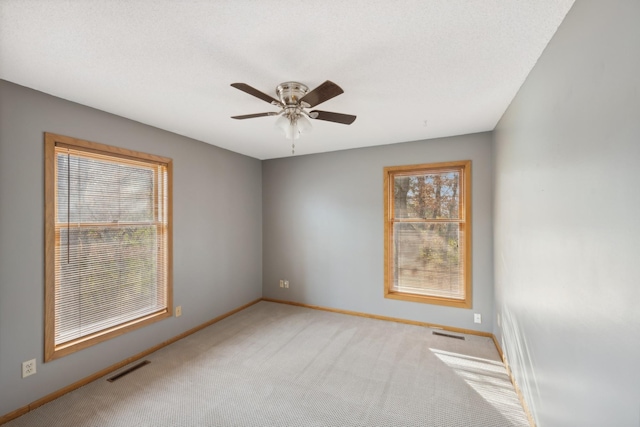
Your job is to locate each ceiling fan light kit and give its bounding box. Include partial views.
[231,80,356,154]
[275,82,312,143]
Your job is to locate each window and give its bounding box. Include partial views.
[45,133,172,361]
[384,161,471,308]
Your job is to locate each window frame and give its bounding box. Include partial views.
[44,133,173,362]
[383,160,472,308]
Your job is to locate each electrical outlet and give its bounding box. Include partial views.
[284,280,289,288]
[497,313,501,327]
[22,359,36,378]
[175,306,182,317]
[279,280,284,288]
[474,313,482,324]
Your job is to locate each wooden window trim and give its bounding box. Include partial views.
[44,133,173,362]
[383,160,472,309]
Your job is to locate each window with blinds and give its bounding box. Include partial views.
[383,161,471,308]
[45,133,172,361]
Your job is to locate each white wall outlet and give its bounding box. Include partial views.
[22,359,36,378]
[474,313,482,324]
[175,306,182,317]
[497,313,501,327]
[284,280,289,288]
[279,280,284,288]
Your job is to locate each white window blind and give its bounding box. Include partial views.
[53,146,169,346]
[392,169,464,300]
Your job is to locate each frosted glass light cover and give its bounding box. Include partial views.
[297,115,312,134]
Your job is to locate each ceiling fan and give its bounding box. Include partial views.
[230,80,356,153]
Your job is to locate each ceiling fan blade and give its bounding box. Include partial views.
[299,80,344,108]
[231,112,279,120]
[231,83,281,106]
[309,110,356,125]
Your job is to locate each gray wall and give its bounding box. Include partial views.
[262,133,494,332]
[493,1,640,426]
[0,80,263,416]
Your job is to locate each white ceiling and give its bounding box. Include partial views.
[0,0,574,160]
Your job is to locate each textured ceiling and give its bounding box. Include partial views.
[0,0,574,159]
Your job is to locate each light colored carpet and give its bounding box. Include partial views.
[6,301,529,426]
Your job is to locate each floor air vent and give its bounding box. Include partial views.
[432,331,465,340]
[107,360,151,382]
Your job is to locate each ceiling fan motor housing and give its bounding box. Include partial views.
[276,82,309,106]
[277,82,313,119]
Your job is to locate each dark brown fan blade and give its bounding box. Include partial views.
[231,112,279,120]
[299,80,344,108]
[309,110,356,125]
[231,83,281,106]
